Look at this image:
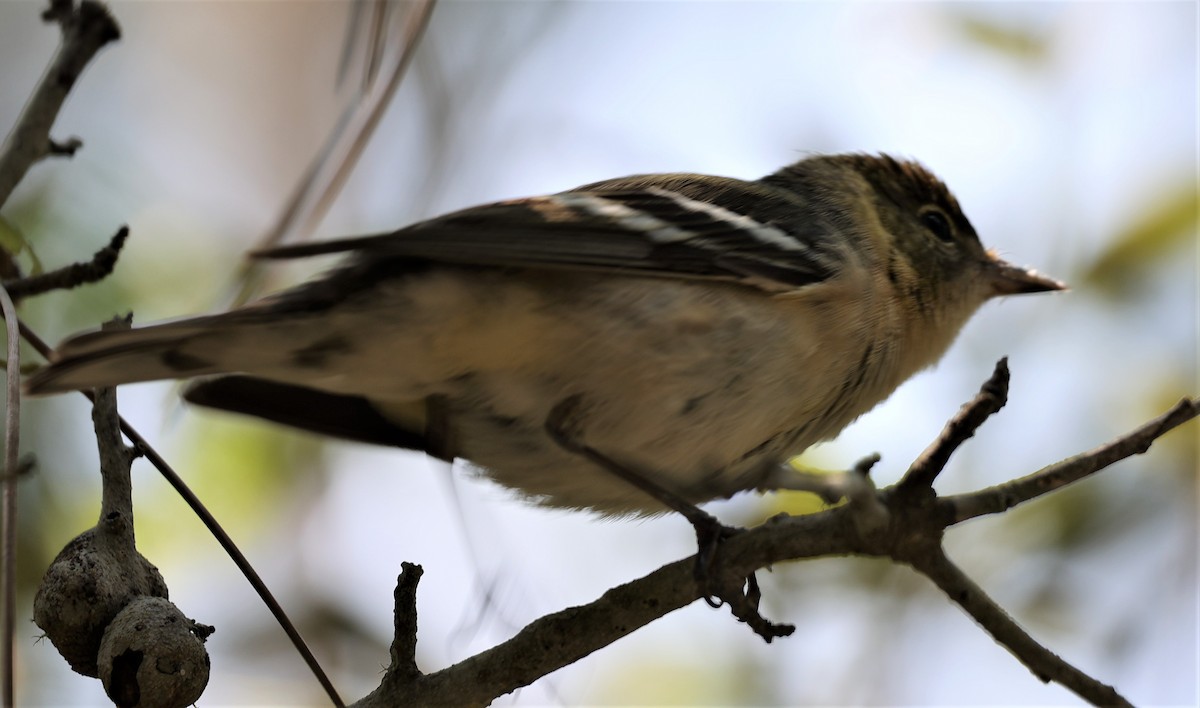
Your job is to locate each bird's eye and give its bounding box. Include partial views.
[920,209,954,243]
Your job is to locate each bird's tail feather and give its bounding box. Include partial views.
[25,315,274,395]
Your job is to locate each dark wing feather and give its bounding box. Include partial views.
[255,174,844,293]
[184,376,448,457]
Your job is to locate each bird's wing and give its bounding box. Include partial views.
[183,376,449,456]
[254,175,845,293]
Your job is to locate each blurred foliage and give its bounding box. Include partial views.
[0,212,43,279]
[591,653,767,706]
[952,13,1051,64]
[1005,478,1115,551]
[143,414,328,547]
[1082,180,1199,297]
[6,183,133,342]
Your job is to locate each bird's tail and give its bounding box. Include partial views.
[25,313,282,395]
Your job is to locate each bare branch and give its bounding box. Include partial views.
[18,320,346,707]
[897,357,1010,493]
[41,0,75,25]
[909,551,1133,707]
[0,284,20,707]
[944,397,1200,524]
[353,364,1199,706]
[224,0,437,309]
[354,510,855,707]
[385,563,422,683]
[843,453,889,539]
[3,226,127,301]
[0,1,120,208]
[90,317,137,523]
[47,137,82,156]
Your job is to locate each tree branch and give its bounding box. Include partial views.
[351,371,1198,706]
[909,550,1132,707]
[223,0,436,309]
[90,317,137,524]
[0,284,20,707]
[897,357,1010,493]
[384,563,422,683]
[944,396,1200,524]
[0,0,120,208]
[354,509,868,706]
[3,226,128,301]
[18,320,345,707]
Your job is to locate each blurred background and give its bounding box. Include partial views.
[1,1,1195,705]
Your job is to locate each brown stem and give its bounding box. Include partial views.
[909,551,1132,707]
[0,1,120,208]
[897,357,1010,493]
[18,320,345,707]
[944,397,1200,524]
[0,285,19,708]
[2,226,128,301]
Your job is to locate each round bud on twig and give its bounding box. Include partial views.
[33,513,168,677]
[97,595,212,708]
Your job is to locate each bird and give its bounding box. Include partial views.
[26,153,1064,517]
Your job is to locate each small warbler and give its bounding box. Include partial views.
[27,153,1063,515]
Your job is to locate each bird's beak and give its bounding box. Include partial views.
[985,251,1067,296]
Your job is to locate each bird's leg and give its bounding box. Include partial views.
[544,395,743,606]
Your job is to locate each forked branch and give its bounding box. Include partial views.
[351,363,1196,707]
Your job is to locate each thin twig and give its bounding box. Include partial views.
[0,1,120,208]
[2,226,128,301]
[842,453,889,539]
[353,507,854,707]
[18,323,345,707]
[0,285,20,708]
[386,563,422,682]
[2,1,341,702]
[91,317,135,523]
[354,360,1199,705]
[945,397,1200,524]
[909,550,1133,707]
[47,137,82,156]
[119,424,345,707]
[896,357,1010,493]
[334,0,367,90]
[225,0,437,309]
[362,0,392,93]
